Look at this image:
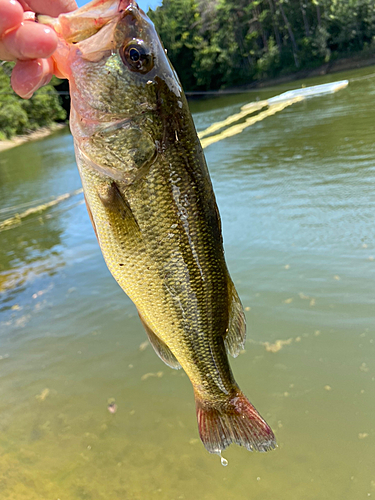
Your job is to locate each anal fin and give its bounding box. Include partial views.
[138,313,181,370]
[224,278,246,358]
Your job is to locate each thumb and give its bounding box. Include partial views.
[24,0,77,16]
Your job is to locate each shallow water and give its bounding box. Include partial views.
[0,66,374,500]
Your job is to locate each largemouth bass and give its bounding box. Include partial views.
[39,0,276,457]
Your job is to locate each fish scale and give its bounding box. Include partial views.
[39,0,276,457]
[131,159,229,394]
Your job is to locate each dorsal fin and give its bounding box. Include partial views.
[224,279,246,358]
[138,313,181,370]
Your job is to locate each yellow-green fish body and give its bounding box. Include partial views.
[41,0,276,455]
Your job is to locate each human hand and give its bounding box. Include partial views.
[0,0,77,98]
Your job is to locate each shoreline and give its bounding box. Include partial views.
[247,53,375,90]
[0,123,67,152]
[186,53,375,96]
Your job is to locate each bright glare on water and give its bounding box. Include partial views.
[0,66,374,499]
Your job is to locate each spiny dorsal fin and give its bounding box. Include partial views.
[138,313,181,370]
[224,279,246,358]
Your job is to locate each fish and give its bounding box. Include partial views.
[39,0,276,457]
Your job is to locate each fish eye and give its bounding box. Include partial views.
[121,40,154,74]
[129,47,140,62]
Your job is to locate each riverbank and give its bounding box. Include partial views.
[251,52,375,90]
[186,53,375,96]
[0,123,67,152]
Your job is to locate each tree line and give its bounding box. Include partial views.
[0,62,66,140]
[149,0,375,90]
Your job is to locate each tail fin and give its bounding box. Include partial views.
[195,391,276,454]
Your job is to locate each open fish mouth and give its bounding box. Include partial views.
[38,0,140,43]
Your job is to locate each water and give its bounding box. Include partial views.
[0,66,374,499]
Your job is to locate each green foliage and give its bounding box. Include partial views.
[149,0,375,90]
[0,62,66,140]
[256,37,281,78]
[20,86,66,131]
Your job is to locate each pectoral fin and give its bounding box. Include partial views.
[224,279,246,358]
[138,313,181,370]
[97,181,141,235]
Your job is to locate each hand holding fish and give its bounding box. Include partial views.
[0,0,76,98]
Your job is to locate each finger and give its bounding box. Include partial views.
[18,1,32,9]
[26,0,77,16]
[0,38,16,60]
[3,20,57,59]
[11,57,54,98]
[0,0,24,35]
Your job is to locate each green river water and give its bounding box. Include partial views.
[0,66,374,500]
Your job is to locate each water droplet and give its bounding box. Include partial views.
[219,452,228,466]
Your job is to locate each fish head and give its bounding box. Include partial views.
[39,0,183,136]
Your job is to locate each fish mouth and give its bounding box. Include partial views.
[38,0,141,43]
